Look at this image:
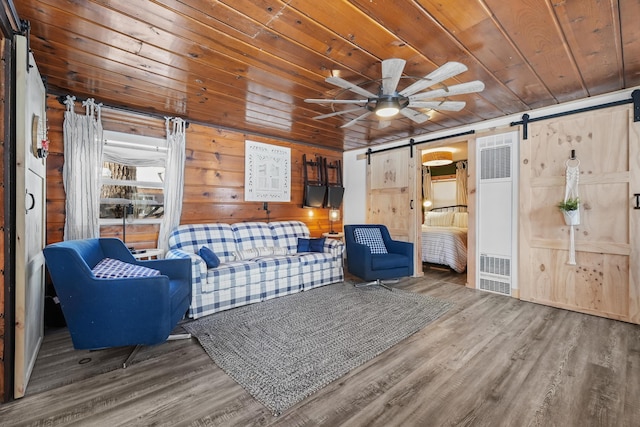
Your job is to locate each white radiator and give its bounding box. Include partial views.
[476,132,518,296]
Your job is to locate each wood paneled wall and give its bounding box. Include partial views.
[45,95,343,248]
[0,36,7,402]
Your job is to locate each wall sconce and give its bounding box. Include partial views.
[328,209,340,234]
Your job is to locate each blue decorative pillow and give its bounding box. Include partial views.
[297,237,326,253]
[354,228,388,254]
[92,258,160,279]
[309,237,325,252]
[199,246,220,268]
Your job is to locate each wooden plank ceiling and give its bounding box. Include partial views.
[15,0,640,151]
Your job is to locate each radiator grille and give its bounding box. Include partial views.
[480,255,511,277]
[479,278,511,295]
[480,145,511,180]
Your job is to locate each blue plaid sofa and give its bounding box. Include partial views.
[166,221,344,319]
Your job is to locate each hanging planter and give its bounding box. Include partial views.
[558,197,580,226]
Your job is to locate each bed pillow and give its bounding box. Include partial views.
[92,258,160,279]
[199,246,220,268]
[354,227,388,254]
[425,211,454,227]
[453,212,468,228]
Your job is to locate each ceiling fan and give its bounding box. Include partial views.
[305,58,485,128]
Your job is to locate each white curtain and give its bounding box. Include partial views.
[157,117,186,253]
[422,165,432,206]
[456,160,468,205]
[62,96,104,240]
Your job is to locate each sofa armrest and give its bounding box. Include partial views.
[324,238,345,259]
[166,248,206,291]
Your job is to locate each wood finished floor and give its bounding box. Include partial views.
[1,267,639,426]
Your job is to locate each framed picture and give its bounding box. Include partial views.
[244,140,291,202]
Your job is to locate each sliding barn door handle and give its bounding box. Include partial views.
[410,199,414,209]
[635,193,640,209]
[26,191,35,213]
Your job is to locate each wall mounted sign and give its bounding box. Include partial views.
[244,140,291,202]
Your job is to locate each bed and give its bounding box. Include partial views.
[421,207,468,273]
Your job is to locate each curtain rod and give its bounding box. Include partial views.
[365,130,476,164]
[510,89,640,139]
[55,94,190,128]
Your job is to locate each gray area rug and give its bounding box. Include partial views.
[183,282,453,415]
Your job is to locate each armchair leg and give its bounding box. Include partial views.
[354,278,398,291]
[122,334,191,369]
[123,344,142,369]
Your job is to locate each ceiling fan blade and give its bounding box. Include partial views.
[399,108,431,124]
[408,100,466,111]
[409,80,485,101]
[381,58,406,95]
[313,107,366,120]
[304,98,368,104]
[340,111,372,128]
[326,76,377,98]
[399,61,468,97]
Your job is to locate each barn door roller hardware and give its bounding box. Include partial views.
[512,89,640,140]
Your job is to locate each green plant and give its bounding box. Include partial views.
[557,197,579,211]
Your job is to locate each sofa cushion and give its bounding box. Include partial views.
[199,246,220,268]
[203,260,262,292]
[269,221,310,253]
[169,223,237,263]
[232,222,276,251]
[293,252,333,266]
[92,258,160,279]
[354,228,388,254]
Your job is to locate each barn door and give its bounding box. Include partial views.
[366,147,420,276]
[519,105,640,324]
[14,35,47,398]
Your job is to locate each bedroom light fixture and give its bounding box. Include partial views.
[422,151,453,166]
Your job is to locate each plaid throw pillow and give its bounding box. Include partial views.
[354,228,388,254]
[92,258,160,279]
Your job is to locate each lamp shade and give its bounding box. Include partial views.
[375,99,400,117]
[329,209,340,221]
[422,151,453,166]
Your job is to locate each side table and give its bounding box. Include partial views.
[131,248,164,260]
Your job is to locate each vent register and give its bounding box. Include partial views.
[477,135,514,296]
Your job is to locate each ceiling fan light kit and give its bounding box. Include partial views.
[422,151,453,166]
[305,58,485,128]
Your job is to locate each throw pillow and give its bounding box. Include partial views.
[92,258,161,279]
[234,248,260,261]
[199,246,220,268]
[353,227,388,254]
[309,237,325,252]
[297,237,325,253]
[255,246,289,256]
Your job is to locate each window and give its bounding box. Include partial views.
[99,131,167,224]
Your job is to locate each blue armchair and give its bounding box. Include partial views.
[43,238,191,366]
[344,224,413,290]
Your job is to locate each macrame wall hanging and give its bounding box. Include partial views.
[562,154,580,265]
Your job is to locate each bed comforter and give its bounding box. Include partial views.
[421,225,467,273]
